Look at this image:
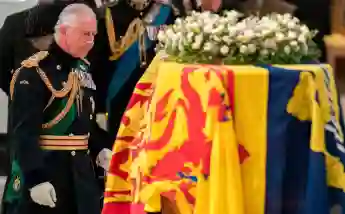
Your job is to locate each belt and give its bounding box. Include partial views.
[39,135,89,150]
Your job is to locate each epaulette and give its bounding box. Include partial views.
[10,51,49,100]
[21,51,49,68]
[10,51,75,100]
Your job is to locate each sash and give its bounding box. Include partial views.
[106,4,172,113]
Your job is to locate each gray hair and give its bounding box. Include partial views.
[55,3,96,31]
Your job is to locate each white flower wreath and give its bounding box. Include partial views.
[156,11,320,64]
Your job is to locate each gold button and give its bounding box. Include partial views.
[56,65,61,70]
[71,151,76,156]
[90,114,93,120]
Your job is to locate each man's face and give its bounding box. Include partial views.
[60,16,97,58]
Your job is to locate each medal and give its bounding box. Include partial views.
[13,176,21,192]
[74,60,97,90]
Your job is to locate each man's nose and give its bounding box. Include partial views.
[86,35,95,44]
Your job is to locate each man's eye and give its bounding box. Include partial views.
[84,32,96,36]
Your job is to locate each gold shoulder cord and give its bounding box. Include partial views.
[105,7,147,65]
[42,72,79,129]
[10,51,80,129]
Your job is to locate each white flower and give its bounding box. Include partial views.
[275,32,285,42]
[283,13,292,21]
[204,24,214,34]
[261,16,270,23]
[185,16,194,23]
[284,45,291,54]
[224,10,242,21]
[240,45,248,54]
[186,22,201,33]
[203,42,213,52]
[220,45,230,55]
[287,21,296,29]
[212,25,225,35]
[222,36,232,45]
[236,22,247,31]
[166,28,175,38]
[297,35,306,44]
[261,29,271,37]
[194,34,203,44]
[171,38,179,51]
[287,31,297,39]
[157,31,166,42]
[228,27,237,37]
[300,24,310,34]
[290,41,298,47]
[263,39,277,49]
[244,29,255,38]
[192,42,201,50]
[247,43,257,53]
[187,32,194,42]
[212,35,221,42]
[260,49,269,56]
[292,17,300,23]
[191,34,203,50]
[175,32,182,38]
[175,18,183,26]
[237,30,255,43]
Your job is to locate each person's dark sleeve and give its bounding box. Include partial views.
[88,120,113,161]
[9,67,48,188]
[0,16,15,95]
[89,18,113,114]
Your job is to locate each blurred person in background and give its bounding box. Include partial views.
[287,0,330,62]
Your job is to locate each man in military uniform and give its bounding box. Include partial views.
[0,2,77,179]
[1,3,112,214]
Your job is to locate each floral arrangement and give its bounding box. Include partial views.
[156,11,321,64]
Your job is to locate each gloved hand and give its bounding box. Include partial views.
[96,113,107,131]
[29,182,57,208]
[96,148,112,171]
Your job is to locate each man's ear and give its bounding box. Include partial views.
[58,24,68,35]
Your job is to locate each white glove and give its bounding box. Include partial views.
[96,148,112,171]
[96,113,107,131]
[29,182,57,208]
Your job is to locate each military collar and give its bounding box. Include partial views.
[48,42,79,72]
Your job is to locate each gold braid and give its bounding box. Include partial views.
[10,51,75,99]
[42,72,79,129]
[9,51,80,129]
[105,7,146,65]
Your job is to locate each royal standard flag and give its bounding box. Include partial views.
[103,55,345,214]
